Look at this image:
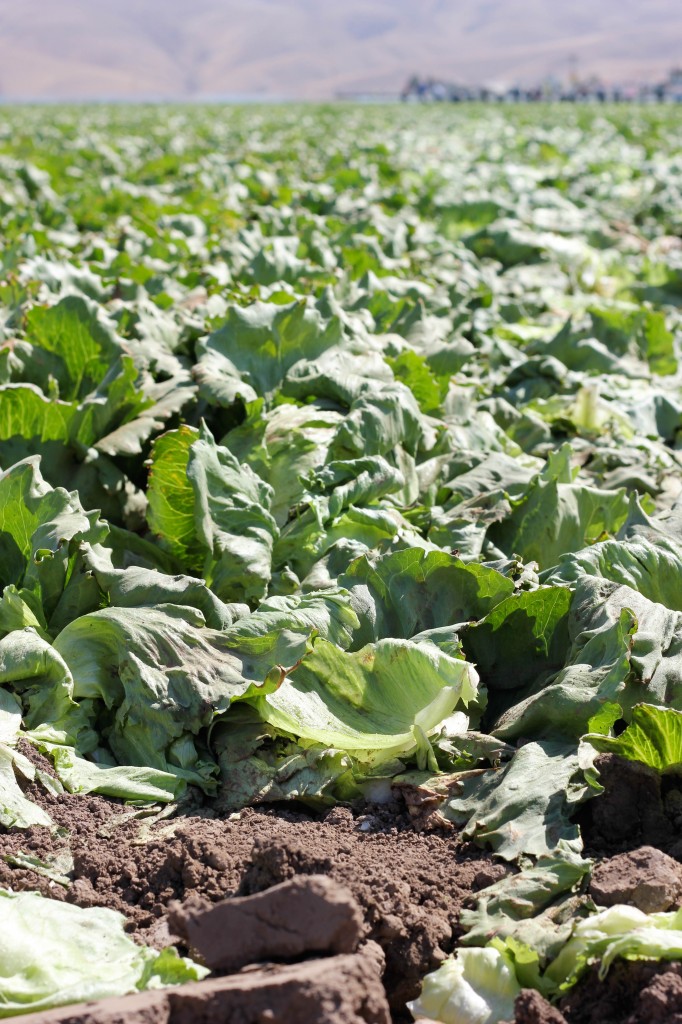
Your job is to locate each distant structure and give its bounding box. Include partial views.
[399,67,682,103]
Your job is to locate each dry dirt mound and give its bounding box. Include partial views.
[558,961,682,1024]
[5,747,682,1023]
[0,751,498,1017]
[578,754,682,859]
[8,952,391,1024]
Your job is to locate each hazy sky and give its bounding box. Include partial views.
[0,0,679,100]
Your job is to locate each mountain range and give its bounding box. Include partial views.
[0,0,679,100]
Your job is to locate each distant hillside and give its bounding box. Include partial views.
[0,0,679,100]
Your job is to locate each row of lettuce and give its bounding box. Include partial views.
[1,104,682,1019]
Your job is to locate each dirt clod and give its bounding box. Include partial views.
[513,989,567,1024]
[589,846,682,913]
[169,874,363,971]
[11,951,391,1024]
[635,967,682,1023]
[0,786,494,1015]
[579,755,677,856]
[559,961,682,1024]
[236,826,479,1010]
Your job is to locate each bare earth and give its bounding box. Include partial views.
[3,746,682,1023]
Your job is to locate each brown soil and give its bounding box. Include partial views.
[589,847,682,913]
[558,961,682,1024]
[542,756,682,1024]
[577,754,682,859]
[7,746,682,1024]
[0,744,497,1020]
[514,964,682,1024]
[11,952,391,1024]
[169,875,365,970]
[513,989,568,1024]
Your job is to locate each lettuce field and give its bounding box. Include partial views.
[1,102,682,1023]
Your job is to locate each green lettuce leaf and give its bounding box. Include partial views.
[145,425,204,565]
[329,382,435,460]
[460,856,592,961]
[495,565,682,742]
[40,744,188,803]
[223,588,359,654]
[193,298,344,406]
[462,586,572,693]
[414,904,682,1023]
[549,534,682,612]
[546,905,682,991]
[252,637,479,768]
[21,295,125,402]
[221,401,343,527]
[0,627,179,808]
[272,456,409,579]
[408,946,521,1024]
[341,548,515,648]
[0,889,207,1018]
[0,457,106,619]
[282,345,394,404]
[434,741,591,860]
[147,423,278,603]
[80,543,247,632]
[0,384,78,475]
[52,604,286,780]
[186,424,278,603]
[215,714,358,812]
[0,687,53,829]
[489,460,629,570]
[585,703,682,773]
[0,628,94,751]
